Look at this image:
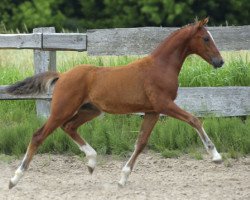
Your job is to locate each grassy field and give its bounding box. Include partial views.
[0,50,249,159]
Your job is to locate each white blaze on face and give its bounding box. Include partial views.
[207,30,215,43]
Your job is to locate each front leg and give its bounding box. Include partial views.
[155,100,222,163]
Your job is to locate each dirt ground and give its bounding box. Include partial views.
[0,152,249,200]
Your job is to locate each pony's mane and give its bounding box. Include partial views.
[170,22,196,37]
[157,23,193,46]
[151,20,198,56]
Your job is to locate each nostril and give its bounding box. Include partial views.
[220,60,224,65]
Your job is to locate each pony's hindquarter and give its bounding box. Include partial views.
[8,65,101,189]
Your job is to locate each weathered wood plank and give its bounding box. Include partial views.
[87,26,250,55]
[0,86,249,117]
[175,87,250,117]
[0,33,41,49]
[43,33,87,51]
[0,26,249,53]
[87,27,175,55]
[207,26,250,51]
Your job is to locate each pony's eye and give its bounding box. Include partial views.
[204,37,210,42]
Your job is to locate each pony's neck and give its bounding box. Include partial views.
[151,26,194,74]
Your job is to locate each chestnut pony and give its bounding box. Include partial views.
[7,18,224,189]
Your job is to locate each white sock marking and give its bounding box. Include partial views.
[196,128,222,162]
[10,153,28,186]
[80,143,97,169]
[211,147,222,162]
[118,166,131,186]
[10,166,24,186]
[118,146,137,186]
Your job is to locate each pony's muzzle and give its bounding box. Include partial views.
[212,57,224,68]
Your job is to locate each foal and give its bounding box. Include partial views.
[7,18,224,189]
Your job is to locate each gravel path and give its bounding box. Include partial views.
[0,152,249,200]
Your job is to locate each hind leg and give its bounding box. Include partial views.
[9,86,86,189]
[61,104,102,173]
[9,116,63,189]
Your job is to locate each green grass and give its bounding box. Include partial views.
[0,104,249,158]
[179,51,250,86]
[0,50,249,158]
[0,50,249,86]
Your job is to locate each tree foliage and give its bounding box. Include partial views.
[0,0,249,32]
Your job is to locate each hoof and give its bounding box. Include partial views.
[117,181,125,188]
[87,166,94,174]
[9,181,15,189]
[213,158,223,164]
[212,154,223,164]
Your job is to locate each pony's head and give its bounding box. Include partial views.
[188,18,224,68]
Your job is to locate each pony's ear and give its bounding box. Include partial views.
[198,17,209,28]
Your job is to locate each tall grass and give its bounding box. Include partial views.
[0,106,249,158]
[0,50,249,86]
[179,51,250,86]
[0,50,249,158]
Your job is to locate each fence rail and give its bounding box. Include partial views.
[0,26,249,54]
[0,33,86,51]
[88,26,250,55]
[0,86,249,117]
[0,26,249,117]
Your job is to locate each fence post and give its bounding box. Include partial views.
[33,27,56,118]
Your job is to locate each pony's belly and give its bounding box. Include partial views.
[101,104,154,114]
[90,96,154,114]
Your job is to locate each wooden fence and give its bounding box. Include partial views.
[0,26,250,117]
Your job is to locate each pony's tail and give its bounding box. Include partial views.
[6,71,59,95]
